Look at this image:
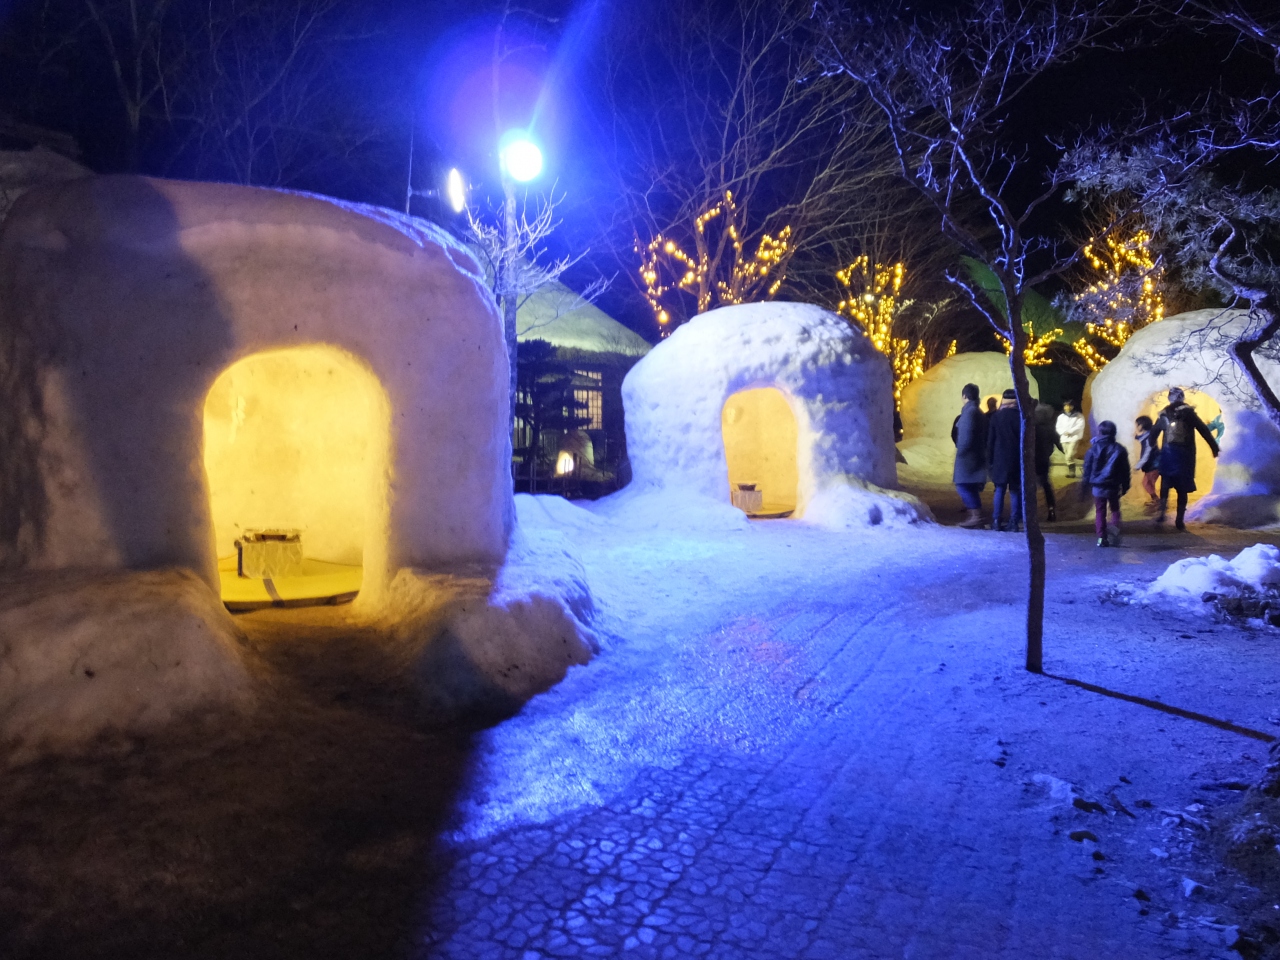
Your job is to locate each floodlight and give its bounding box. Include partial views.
[446,167,467,213]
[499,132,544,183]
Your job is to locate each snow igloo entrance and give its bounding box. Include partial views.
[721,387,799,518]
[1129,388,1223,510]
[202,346,391,611]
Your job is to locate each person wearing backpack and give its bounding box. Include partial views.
[1152,387,1220,530]
[1081,420,1131,547]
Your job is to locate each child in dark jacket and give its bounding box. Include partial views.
[1081,420,1132,547]
[1133,415,1160,504]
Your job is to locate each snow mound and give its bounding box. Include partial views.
[515,492,607,533]
[621,302,900,517]
[900,352,1039,444]
[1148,544,1280,600]
[388,524,600,720]
[801,480,934,531]
[0,569,254,757]
[587,485,751,533]
[1090,310,1280,527]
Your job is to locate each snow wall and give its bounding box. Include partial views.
[619,302,926,529]
[0,175,512,601]
[1090,308,1280,527]
[896,352,1040,482]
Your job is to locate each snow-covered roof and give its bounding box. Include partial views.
[517,282,651,358]
[0,147,89,220]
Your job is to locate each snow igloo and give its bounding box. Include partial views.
[1089,308,1280,527]
[619,302,924,528]
[0,176,598,750]
[896,351,1040,482]
[0,175,511,604]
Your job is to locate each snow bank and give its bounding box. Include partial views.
[586,485,751,534]
[1148,544,1280,601]
[1090,310,1280,527]
[801,479,935,531]
[618,301,927,527]
[386,501,600,720]
[0,569,253,757]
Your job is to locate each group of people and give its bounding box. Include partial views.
[951,384,1220,546]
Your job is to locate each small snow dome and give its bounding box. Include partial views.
[621,302,898,518]
[0,175,512,609]
[1089,309,1280,527]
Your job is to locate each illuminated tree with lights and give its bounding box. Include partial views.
[835,257,926,404]
[604,0,929,336]
[639,191,790,334]
[996,327,1063,367]
[1061,2,1280,430]
[1067,225,1165,372]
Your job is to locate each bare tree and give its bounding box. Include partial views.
[602,0,940,334]
[817,0,1144,673]
[176,0,375,187]
[465,187,606,436]
[37,0,187,170]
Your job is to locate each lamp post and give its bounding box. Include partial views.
[497,130,544,422]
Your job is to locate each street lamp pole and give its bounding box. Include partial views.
[502,172,519,425]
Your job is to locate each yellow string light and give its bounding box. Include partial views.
[835,258,925,403]
[638,191,792,335]
[1070,227,1165,371]
[997,328,1061,366]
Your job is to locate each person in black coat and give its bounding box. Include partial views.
[1033,400,1062,522]
[1081,420,1131,547]
[952,382,988,528]
[1152,386,1220,530]
[986,388,1023,531]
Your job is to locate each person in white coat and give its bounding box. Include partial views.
[1056,400,1086,478]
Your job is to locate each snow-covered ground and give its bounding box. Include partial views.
[5,493,1280,959]
[421,499,1280,958]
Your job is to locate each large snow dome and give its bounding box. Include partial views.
[0,175,512,608]
[897,351,1039,481]
[1090,308,1280,527]
[620,302,920,526]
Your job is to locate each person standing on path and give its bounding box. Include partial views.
[1152,387,1220,530]
[1034,400,1062,522]
[1056,400,1086,478]
[952,383,988,529]
[986,389,1023,532]
[1081,420,1131,547]
[1133,415,1161,505]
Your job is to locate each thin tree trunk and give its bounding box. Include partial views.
[1006,299,1046,673]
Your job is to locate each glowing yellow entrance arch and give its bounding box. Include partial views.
[721,387,799,517]
[202,345,391,609]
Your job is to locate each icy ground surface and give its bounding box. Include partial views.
[420,509,1280,960]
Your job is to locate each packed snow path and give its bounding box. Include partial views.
[421,518,1279,960]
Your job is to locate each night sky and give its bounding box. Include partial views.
[0,0,1275,340]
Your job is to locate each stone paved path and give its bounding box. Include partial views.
[414,523,1277,960]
